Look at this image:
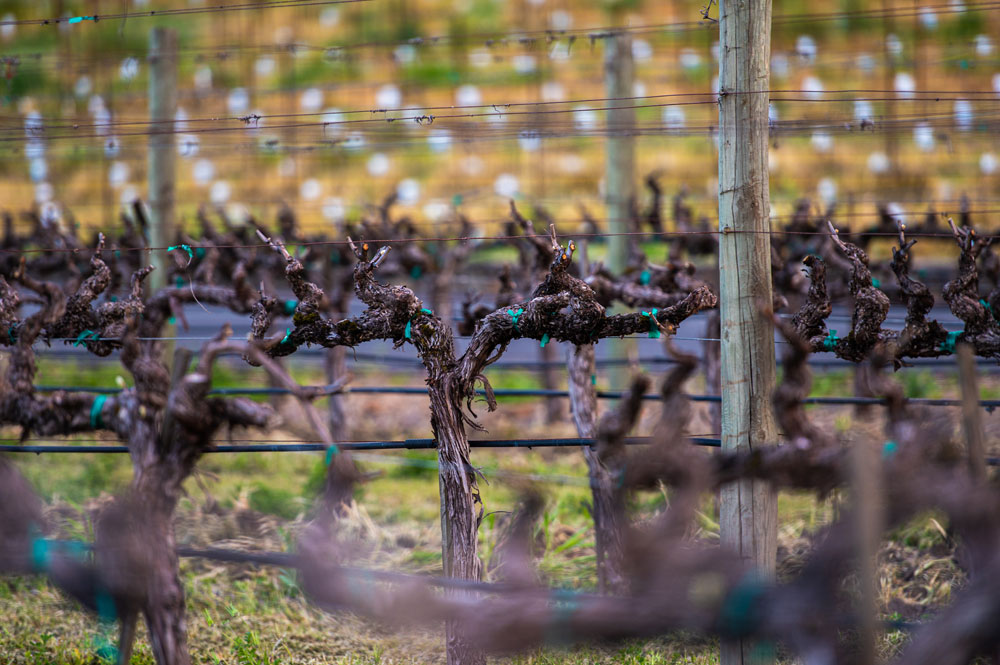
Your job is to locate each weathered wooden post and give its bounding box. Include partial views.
[717,1,778,664]
[604,32,636,388]
[147,27,178,294]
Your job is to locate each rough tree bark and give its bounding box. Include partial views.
[255,227,716,665]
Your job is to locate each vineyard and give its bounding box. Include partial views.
[3,1,1000,665]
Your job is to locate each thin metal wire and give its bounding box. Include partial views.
[26,384,1000,409]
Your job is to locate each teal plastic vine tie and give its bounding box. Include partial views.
[639,269,651,286]
[284,300,298,315]
[90,394,107,429]
[718,574,767,638]
[872,278,881,289]
[590,374,596,386]
[822,329,838,351]
[410,265,422,279]
[30,537,51,574]
[281,328,292,345]
[325,444,340,466]
[167,244,193,262]
[194,246,206,260]
[68,15,96,24]
[175,277,185,288]
[405,308,434,340]
[882,440,898,459]
[508,307,524,333]
[640,309,661,338]
[540,333,550,348]
[7,326,15,344]
[74,330,99,347]
[940,330,961,354]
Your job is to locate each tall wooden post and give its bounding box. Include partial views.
[717,2,778,664]
[147,27,178,294]
[604,32,635,387]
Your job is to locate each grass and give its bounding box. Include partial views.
[2,354,988,662]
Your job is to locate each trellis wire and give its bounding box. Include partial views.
[26,384,1000,410]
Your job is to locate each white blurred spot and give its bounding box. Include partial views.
[919,7,938,29]
[854,99,874,123]
[367,153,390,176]
[375,84,402,109]
[461,155,484,175]
[278,158,296,177]
[456,84,481,107]
[802,75,824,100]
[633,81,646,99]
[663,106,686,129]
[75,76,92,98]
[894,72,916,99]
[227,88,249,114]
[549,10,572,30]
[981,153,998,175]
[119,57,139,81]
[394,44,416,65]
[469,50,491,68]
[119,185,138,207]
[397,179,420,205]
[178,134,199,157]
[811,132,833,152]
[109,161,129,187]
[210,181,231,205]
[818,178,837,205]
[427,130,452,153]
[513,54,537,73]
[343,132,366,151]
[954,99,973,130]
[795,35,817,63]
[300,88,323,112]
[319,7,340,27]
[518,130,541,151]
[679,49,701,70]
[975,34,994,57]
[192,159,215,185]
[868,152,890,174]
[1,14,15,41]
[322,197,345,222]
[541,81,565,102]
[29,158,47,183]
[771,53,789,78]
[423,200,450,221]
[103,137,119,158]
[174,107,189,132]
[886,33,903,57]
[494,173,519,198]
[574,106,597,131]
[885,202,906,225]
[300,178,322,201]
[632,39,652,62]
[856,53,875,73]
[559,154,584,174]
[25,140,44,159]
[194,66,212,91]
[768,103,779,124]
[255,57,276,78]
[914,123,935,151]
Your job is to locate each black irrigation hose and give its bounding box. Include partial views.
[31,384,1000,409]
[0,436,721,454]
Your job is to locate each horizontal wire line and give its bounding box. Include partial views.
[0,226,990,255]
[11,89,1000,132]
[0,0,371,26]
[25,385,1000,409]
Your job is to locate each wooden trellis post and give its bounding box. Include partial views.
[604,32,636,387]
[147,27,178,294]
[717,1,778,664]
